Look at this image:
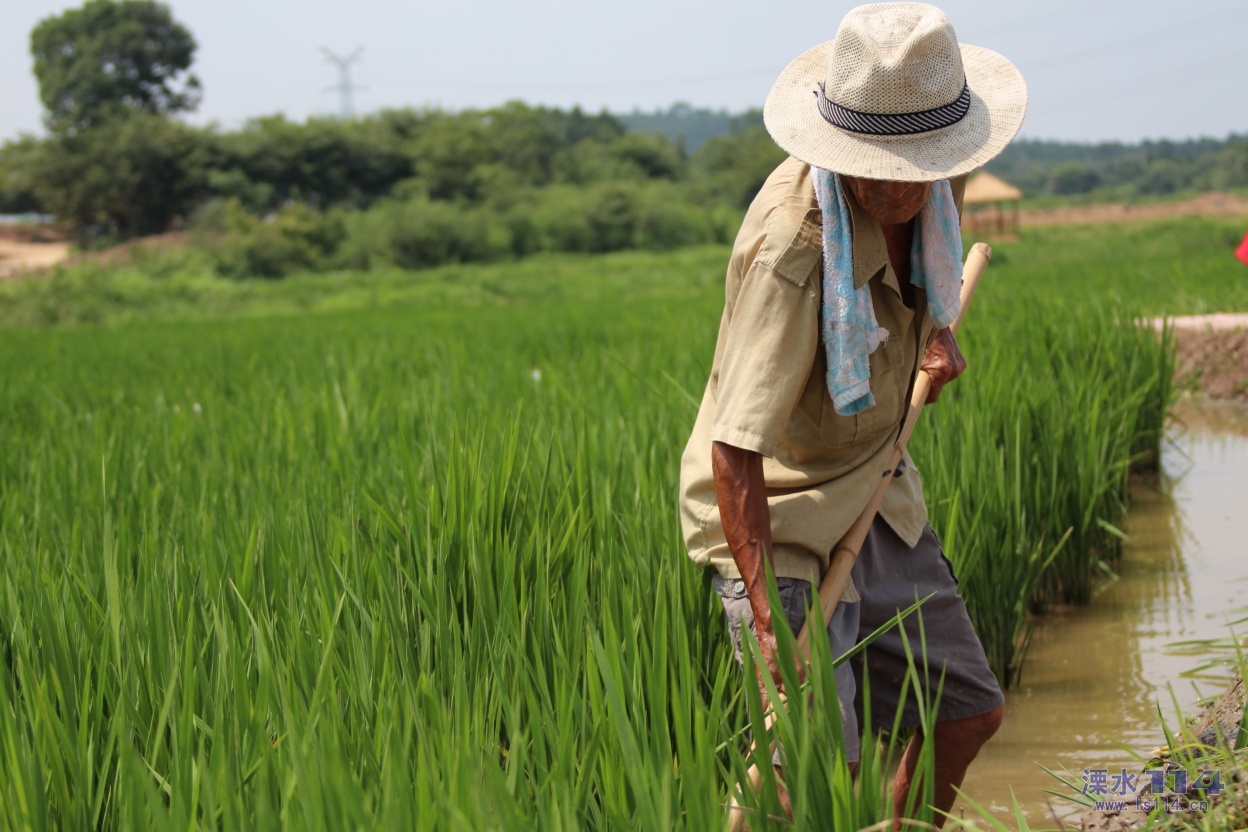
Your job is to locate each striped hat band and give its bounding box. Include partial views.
[814,79,971,137]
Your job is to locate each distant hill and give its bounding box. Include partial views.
[984,136,1248,199]
[616,104,762,153]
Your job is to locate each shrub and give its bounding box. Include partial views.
[587,184,639,253]
[518,186,595,254]
[341,197,512,270]
[634,183,723,250]
[1047,162,1101,196]
[210,201,345,279]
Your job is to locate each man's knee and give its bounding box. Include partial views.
[970,704,1004,741]
[943,708,1003,753]
[936,703,1003,760]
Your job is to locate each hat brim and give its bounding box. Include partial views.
[763,42,1027,182]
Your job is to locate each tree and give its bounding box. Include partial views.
[31,0,200,133]
[209,115,414,212]
[1047,162,1101,196]
[30,112,207,239]
[690,120,786,207]
[0,137,47,214]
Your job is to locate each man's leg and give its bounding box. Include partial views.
[714,572,863,747]
[851,521,1005,829]
[892,705,1004,827]
[714,571,864,813]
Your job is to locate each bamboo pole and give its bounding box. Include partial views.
[726,242,993,831]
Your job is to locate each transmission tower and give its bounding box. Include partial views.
[323,47,365,119]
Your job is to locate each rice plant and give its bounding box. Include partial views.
[0,218,1192,826]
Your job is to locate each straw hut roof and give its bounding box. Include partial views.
[963,172,1022,204]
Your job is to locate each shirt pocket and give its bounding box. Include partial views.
[818,334,907,448]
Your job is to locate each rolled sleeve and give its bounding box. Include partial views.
[710,259,819,458]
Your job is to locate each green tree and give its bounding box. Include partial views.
[1137,158,1185,196]
[1047,162,1101,196]
[30,112,206,239]
[0,137,47,214]
[609,132,685,180]
[690,120,786,208]
[618,103,735,153]
[30,0,200,133]
[209,115,414,212]
[1210,140,1248,190]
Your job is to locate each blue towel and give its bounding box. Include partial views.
[811,169,963,416]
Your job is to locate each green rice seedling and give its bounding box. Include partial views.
[913,249,1175,682]
[0,218,1198,826]
[726,578,939,830]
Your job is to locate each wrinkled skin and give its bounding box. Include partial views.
[922,328,966,403]
[841,175,932,226]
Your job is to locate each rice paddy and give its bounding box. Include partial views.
[0,217,1240,828]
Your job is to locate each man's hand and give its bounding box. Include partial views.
[921,328,966,403]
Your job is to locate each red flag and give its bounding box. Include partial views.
[1237,230,1248,267]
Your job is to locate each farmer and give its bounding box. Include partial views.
[678,3,1026,825]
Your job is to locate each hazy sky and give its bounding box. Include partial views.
[2,0,1246,144]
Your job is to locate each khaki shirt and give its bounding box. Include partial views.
[679,157,962,589]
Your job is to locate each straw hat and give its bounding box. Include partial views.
[763,3,1027,182]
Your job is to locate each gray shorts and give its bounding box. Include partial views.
[714,518,1004,762]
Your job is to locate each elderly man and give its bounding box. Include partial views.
[678,2,1027,824]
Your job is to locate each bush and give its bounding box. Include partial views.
[341,197,512,270]
[208,201,345,279]
[689,122,786,208]
[208,114,413,212]
[190,175,729,279]
[634,183,728,250]
[585,182,727,253]
[587,185,639,253]
[1136,158,1185,196]
[0,136,46,214]
[204,168,275,214]
[1047,162,1101,196]
[515,186,595,254]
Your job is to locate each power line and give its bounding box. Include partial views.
[322,46,365,119]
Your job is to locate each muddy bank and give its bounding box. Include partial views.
[1080,675,1248,831]
[1172,328,1248,405]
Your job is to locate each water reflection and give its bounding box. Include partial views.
[955,402,1248,827]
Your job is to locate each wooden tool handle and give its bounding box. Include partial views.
[797,242,991,656]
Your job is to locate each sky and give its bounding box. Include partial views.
[2,0,1246,145]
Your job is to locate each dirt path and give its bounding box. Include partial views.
[0,239,71,279]
[1021,191,1248,227]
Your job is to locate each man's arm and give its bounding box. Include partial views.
[711,440,788,691]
